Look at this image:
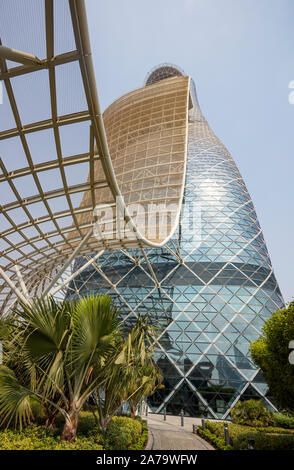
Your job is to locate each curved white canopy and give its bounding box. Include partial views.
[0,0,188,314]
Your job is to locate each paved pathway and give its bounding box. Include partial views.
[144,413,214,450]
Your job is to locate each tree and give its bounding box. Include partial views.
[93,316,162,427]
[0,294,161,441]
[127,362,163,418]
[250,301,294,412]
[0,294,121,441]
[116,316,163,418]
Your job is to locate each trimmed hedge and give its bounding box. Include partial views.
[205,420,258,445]
[258,426,294,435]
[105,416,142,450]
[273,412,294,429]
[197,427,233,450]
[199,420,294,450]
[234,431,294,450]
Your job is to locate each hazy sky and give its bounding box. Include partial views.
[86,0,294,303]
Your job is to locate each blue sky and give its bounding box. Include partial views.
[86,0,294,303]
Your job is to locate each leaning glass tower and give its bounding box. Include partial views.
[69,65,284,418]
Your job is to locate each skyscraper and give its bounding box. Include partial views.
[69,65,284,418]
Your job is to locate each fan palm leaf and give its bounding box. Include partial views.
[0,365,33,429]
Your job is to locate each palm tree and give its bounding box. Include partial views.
[113,316,163,418]
[127,363,163,418]
[0,294,121,441]
[89,316,162,429]
[0,295,162,441]
[0,312,18,366]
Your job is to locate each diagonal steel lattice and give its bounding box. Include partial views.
[0,1,285,418]
[64,69,284,418]
[0,0,188,313]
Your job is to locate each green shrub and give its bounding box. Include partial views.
[231,400,274,427]
[205,420,294,438]
[258,426,294,435]
[105,416,142,450]
[205,420,258,444]
[273,412,294,429]
[200,420,294,450]
[0,412,146,450]
[234,431,294,450]
[29,399,47,425]
[197,427,233,450]
[76,412,99,435]
[0,412,105,450]
[0,426,103,450]
[129,420,148,450]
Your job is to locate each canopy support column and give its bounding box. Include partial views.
[43,228,93,296]
[14,265,29,300]
[0,267,30,305]
[49,249,105,297]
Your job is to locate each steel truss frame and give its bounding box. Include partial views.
[0,0,188,311]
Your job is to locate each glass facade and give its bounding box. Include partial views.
[68,66,284,418]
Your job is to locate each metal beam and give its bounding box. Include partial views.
[14,265,29,299]
[0,153,100,183]
[1,179,108,211]
[0,50,79,80]
[0,0,188,314]
[0,267,30,305]
[69,0,188,250]
[140,247,160,287]
[0,45,42,66]
[43,228,93,296]
[49,249,105,297]
[0,110,91,140]
[164,243,183,264]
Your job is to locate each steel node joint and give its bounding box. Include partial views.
[0,45,42,67]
